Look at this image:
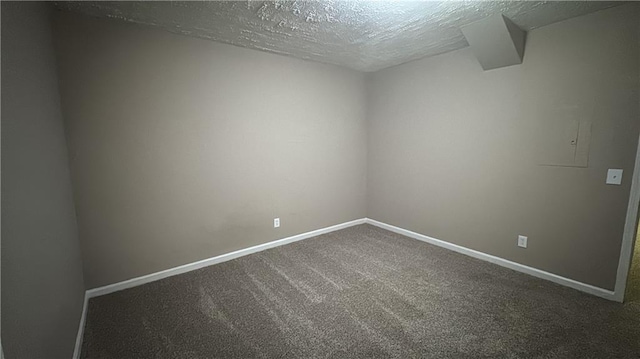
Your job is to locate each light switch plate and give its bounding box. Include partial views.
[606,169,623,185]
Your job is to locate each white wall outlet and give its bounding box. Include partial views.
[606,169,623,185]
[274,218,280,228]
[518,235,528,248]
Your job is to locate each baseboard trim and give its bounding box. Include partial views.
[86,218,366,299]
[73,216,618,357]
[364,218,617,301]
[72,292,89,359]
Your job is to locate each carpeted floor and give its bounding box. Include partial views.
[81,224,640,358]
[625,231,640,304]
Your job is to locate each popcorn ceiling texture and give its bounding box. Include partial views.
[55,1,619,72]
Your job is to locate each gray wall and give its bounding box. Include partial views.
[50,4,638,293]
[53,13,368,289]
[1,2,86,358]
[367,4,640,291]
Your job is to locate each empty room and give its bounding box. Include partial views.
[2,1,640,358]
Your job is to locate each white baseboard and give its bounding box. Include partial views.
[73,216,619,357]
[72,292,89,359]
[86,218,366,299]
[364,218,618,301]
[83,217,619,302]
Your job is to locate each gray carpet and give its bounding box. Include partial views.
[626,232,640,303]
[81,224,640,358]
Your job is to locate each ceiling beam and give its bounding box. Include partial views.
[461,14,526,71]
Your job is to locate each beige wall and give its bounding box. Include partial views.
[1,2,86,358]
[52,4,639,292]
[53,13,368,289]
[367,4,640,291]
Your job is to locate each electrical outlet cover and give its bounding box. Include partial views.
[518,235,528,248]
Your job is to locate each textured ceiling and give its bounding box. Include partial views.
[55,1,621,72]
